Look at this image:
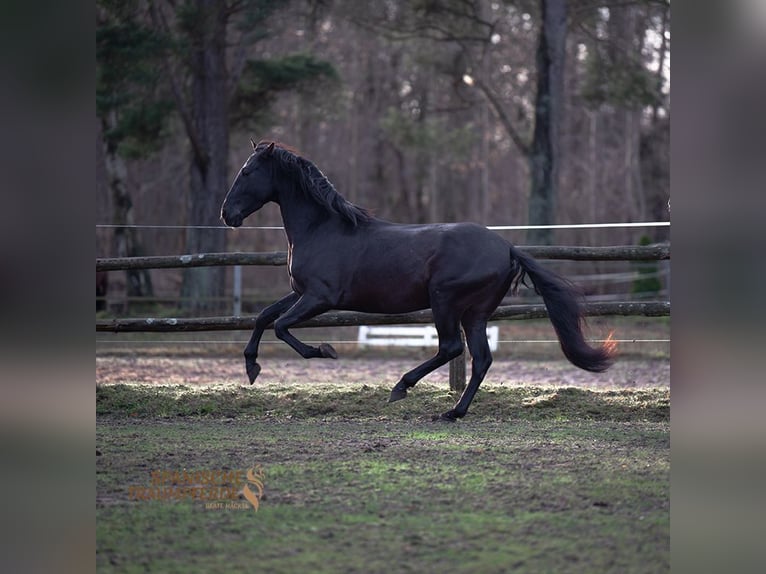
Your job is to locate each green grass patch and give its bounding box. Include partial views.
[98,385,669,573]
[97,383,668,423]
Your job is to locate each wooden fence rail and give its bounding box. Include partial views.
[96,301,669,333]
[96,244,669,271]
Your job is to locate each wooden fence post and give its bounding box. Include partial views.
[449,330,467,393]
[233,265,242,316]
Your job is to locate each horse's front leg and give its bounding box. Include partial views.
[272,294,338,360]
[244,292,300,383]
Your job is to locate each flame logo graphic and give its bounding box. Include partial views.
[242,466,265,512]
[603,330,618,356]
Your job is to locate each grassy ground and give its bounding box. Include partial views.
[96,383,669,573]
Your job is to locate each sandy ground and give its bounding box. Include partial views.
[96,355,669,390]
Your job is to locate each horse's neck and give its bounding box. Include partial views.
[277,187,333,247]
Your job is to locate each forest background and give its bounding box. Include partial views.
[96,0,670,315]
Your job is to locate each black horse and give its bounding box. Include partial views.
[221,141,615,420]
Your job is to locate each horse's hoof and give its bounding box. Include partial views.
[432,411,458,423]
[246,362,261,384]
[319,343,338,359]
[388,387,408,403]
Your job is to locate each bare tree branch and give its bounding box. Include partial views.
[474,76,531,156]
[148,0,209,166]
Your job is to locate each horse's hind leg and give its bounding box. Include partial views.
[242,292,300,383]
[388,305,464,403]
[438,314,494,421]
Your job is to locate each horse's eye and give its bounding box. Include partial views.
[241,167,250,176]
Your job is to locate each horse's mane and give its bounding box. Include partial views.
[255,141,371,226]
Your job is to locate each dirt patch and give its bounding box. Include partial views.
[96,356,669,390]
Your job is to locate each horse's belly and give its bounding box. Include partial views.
[340,281,430,314]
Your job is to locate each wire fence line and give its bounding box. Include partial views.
[97,221,670,231]
[96,339,670,345]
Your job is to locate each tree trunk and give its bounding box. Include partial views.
[181,0,229,314]
[101,112,154,312]
[609,4,646,234]
[479,98,491,225]
[527,0,567,246]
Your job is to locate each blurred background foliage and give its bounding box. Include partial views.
[96,0,670,315]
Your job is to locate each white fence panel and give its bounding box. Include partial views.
[358,325,499,351]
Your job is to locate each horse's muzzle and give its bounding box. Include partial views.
[221,209,243,228]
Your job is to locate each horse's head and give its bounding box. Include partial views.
[221,140,277,228]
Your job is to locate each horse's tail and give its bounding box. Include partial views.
[510,245,615,372]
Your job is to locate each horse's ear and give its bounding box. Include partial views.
[264,142,275,156]
[250,138,257,151]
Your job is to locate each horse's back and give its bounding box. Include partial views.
[425,222,512,284]
[365,219,511,290]
[295,219,512,313]
[362,219,510,266]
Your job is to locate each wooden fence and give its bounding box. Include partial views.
[96,243,670,390]
[96,244,669,272]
